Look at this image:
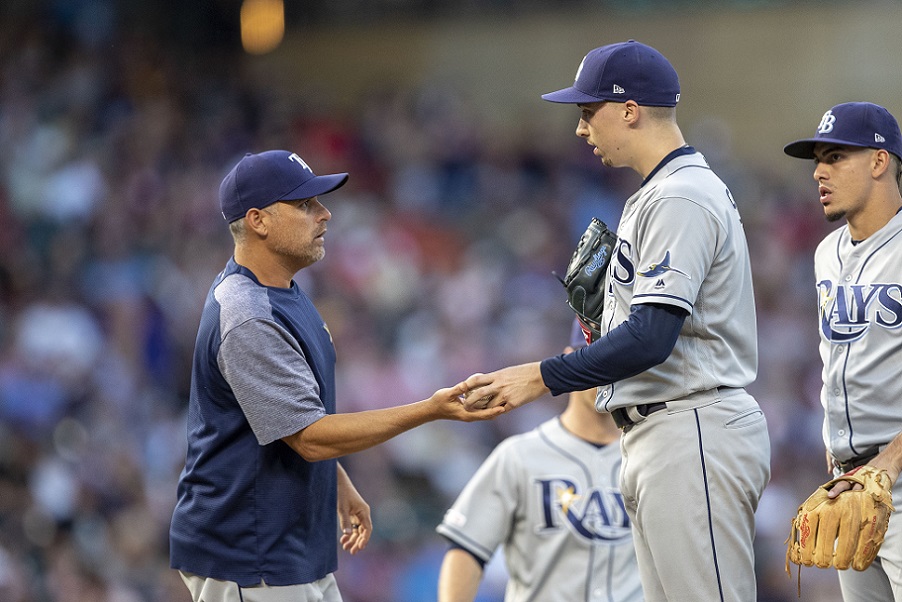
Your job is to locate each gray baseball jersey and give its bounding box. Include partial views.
[814,210,902,462]
[596,151,757,412]
[596,149,770,601]
[814,206,902,601]
[436,418,642,602]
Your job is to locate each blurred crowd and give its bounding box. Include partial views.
[0,6,850,602]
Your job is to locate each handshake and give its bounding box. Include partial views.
[447,218,609,417]
[459,384,500,411]
[435,361,551,420]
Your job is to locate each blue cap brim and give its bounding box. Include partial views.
[284,172,349,200]
[541,87,605,104]
[783,137,871,159]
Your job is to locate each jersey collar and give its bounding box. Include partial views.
[642,145,696,186]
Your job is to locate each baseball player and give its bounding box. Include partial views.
[169,150,505,602]
[461,40,771,601]
[436,322,642,602]
[784,102,902,602]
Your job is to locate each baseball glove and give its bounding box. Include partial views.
[785,465,894,575]
[556,218,617,344]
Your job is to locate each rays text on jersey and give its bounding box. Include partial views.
[536,478,631,542]
[818,280,902,343]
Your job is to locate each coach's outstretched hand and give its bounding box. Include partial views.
[461,362,550,412]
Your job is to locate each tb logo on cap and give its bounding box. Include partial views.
[289,153,312,172]
[817,110,836,134]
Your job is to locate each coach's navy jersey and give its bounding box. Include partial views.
[170,257,338,586]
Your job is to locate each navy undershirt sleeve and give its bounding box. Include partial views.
[540,303,688,395]
[447,542,487,570]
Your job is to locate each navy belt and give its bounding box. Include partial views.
[834,446,882,474]
[611,402,667,430]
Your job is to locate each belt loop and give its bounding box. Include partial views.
[625,406,645,424]
[611,402,667,430]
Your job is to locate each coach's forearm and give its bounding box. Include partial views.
[283,401,437,462]
[437,548,483,602]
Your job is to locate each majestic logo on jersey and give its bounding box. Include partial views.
[638,251,690,279]
[817,110,836,134]
[535,477,631,542]
[817,279,902,343]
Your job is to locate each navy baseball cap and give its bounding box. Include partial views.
[783,102,902,161]
[541,40,680,107]
[219,150,349,222]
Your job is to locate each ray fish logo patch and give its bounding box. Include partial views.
[638,250,690,279]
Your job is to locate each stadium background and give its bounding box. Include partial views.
[1,0,901,600]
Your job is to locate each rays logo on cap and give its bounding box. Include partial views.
[817,110,836,134]
[574,56,586,83]
[784,102,902,161]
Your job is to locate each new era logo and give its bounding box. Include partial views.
[289,152,312,172]
[876,133,886,143]
[613,84,625,94]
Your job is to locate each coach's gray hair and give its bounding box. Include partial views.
[229,218,246,243]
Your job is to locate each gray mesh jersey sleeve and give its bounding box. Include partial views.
[215,273,326,446]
